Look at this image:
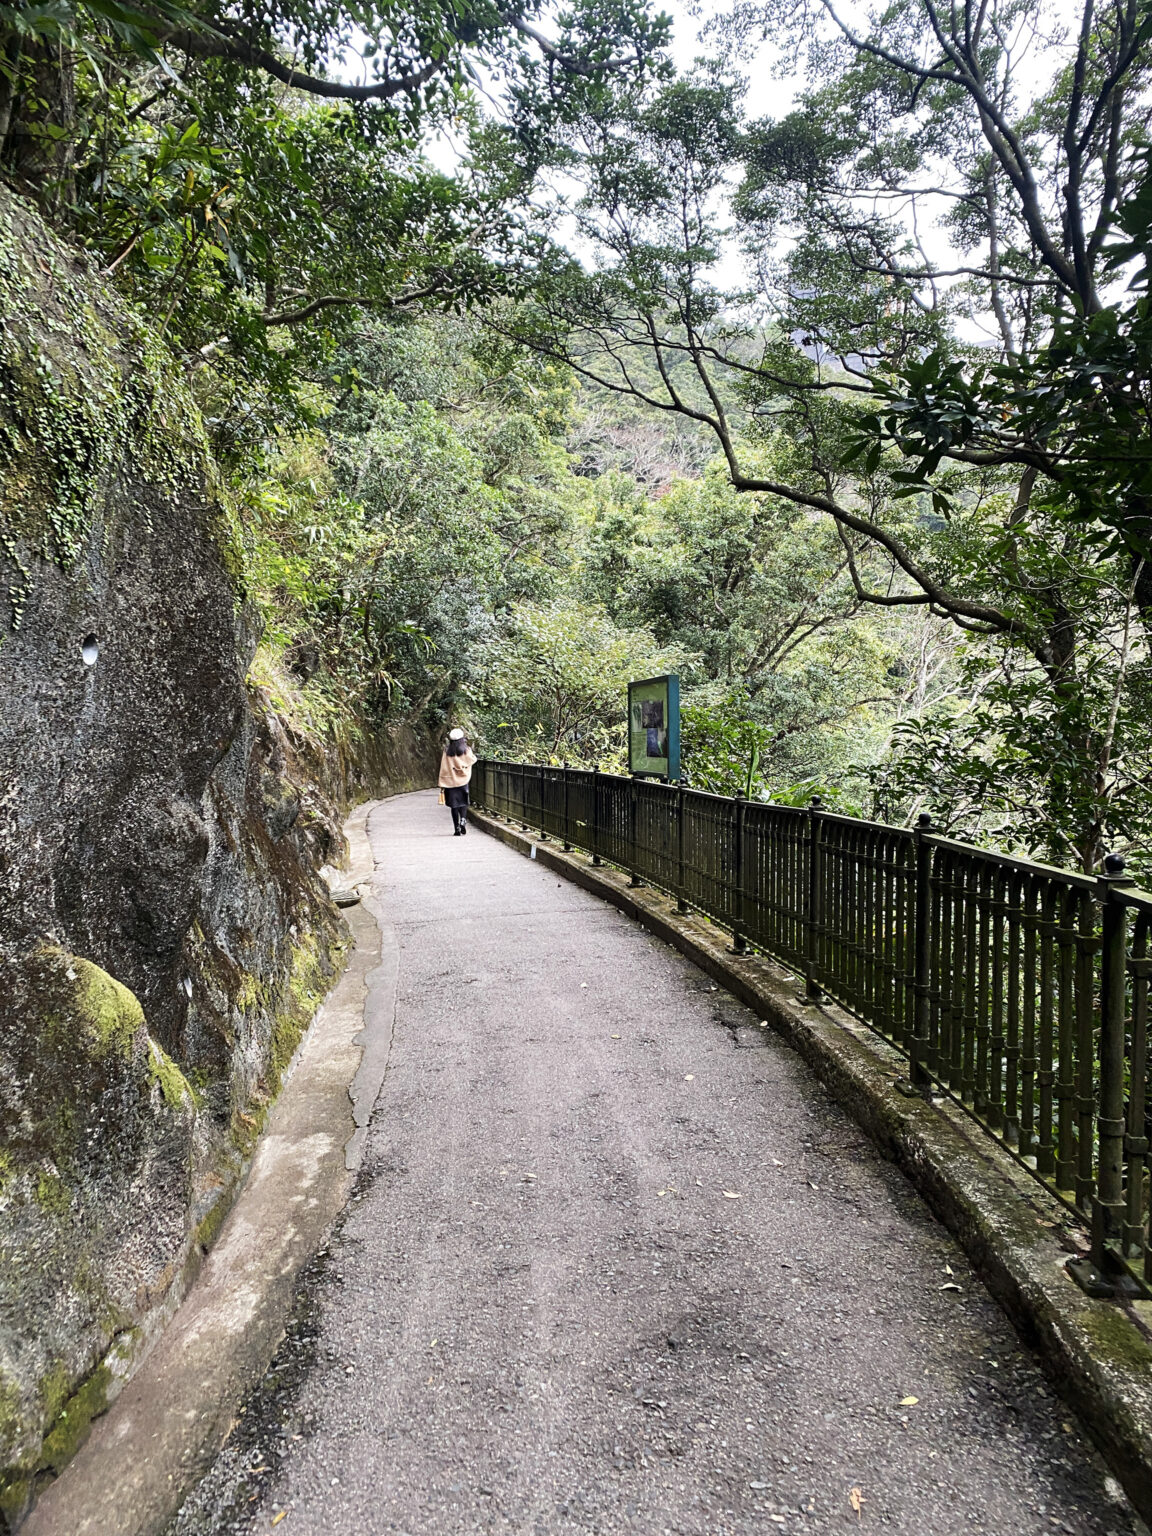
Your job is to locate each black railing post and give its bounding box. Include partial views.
[910,812,933,1089]
[1092,853,1132,1271]
[676,783,688,915]
[804,796,824,1000]
[591,765,602,866]
[730,792,747,954]
[1125,919,1150,1264]
[629,774,643,888]
[562,763,572,849]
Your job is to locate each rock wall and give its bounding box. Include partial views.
[0,187,433,1527]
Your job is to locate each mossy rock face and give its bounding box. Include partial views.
[0,188,346,1505]
[0,950,194,1486]
[0,185,245,1056]
[0,187,237,621]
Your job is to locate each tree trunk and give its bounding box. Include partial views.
[0,34,23,160]
[5,40,77,203]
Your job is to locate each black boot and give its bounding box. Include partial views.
[459,814,467,835]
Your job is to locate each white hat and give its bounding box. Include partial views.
[448,727,466,740]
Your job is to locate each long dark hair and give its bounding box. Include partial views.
[446,734,470,757]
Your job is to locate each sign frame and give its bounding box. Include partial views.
[627,674,680,780]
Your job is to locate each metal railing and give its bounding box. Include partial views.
[472,759,1152,1297]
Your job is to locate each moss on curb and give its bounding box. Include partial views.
[193,1193,232,1253]
[269,931,327,1088]
[228,926,347,1160]
[36,1364,114,1473]
[0,1355,120,1521]
[1079,1302,1152,1376]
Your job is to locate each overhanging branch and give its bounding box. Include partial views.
[168,30,446,101]
[262,280,446,326]
[168,6,654,105]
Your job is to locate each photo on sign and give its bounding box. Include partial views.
[646,726,668,757]
[641,700,664,730]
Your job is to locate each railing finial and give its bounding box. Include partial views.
[1103,851,1127,877]
[917,811,933,829]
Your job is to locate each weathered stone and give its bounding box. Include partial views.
[0,184,357,1522]
[260,770,302,844]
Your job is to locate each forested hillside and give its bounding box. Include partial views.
[3,0,1149,874]
[242,311,951,809]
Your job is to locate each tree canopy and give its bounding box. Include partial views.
[5,0,1152,875]
[492,0,1152,868]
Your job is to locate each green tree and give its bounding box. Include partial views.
[0,0,673,444]
[580,462,915,793]
[501,8,1152,868]
[478,597,677,764]
[241,316,619,742]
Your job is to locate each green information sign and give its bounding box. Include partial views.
[628,674,680,779]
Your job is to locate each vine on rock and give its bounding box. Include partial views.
[0,190,220,629]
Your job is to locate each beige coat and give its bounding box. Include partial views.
[438,748,476,789]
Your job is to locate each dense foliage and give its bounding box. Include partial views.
[498,0,1152,871]
[4,0,1151,874]
[239,311,929,792]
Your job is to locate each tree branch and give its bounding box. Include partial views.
[261,280,446,326]
[168,29,447,101]
[499,12,654,75]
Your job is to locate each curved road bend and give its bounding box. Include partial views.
[174,789,1144,1536]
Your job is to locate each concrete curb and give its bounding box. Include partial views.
[21,801,397,1536]
[473,809,1152,1525]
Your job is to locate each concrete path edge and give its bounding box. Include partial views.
[19,799,396,1536]
[472,808,1152,1525]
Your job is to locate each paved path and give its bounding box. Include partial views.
[173,790,1144,1536]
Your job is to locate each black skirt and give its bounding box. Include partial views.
[443,785,470,809]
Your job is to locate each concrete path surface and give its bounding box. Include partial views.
[170,789,1144,1536]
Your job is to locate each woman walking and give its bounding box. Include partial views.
[439,728,477,836]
